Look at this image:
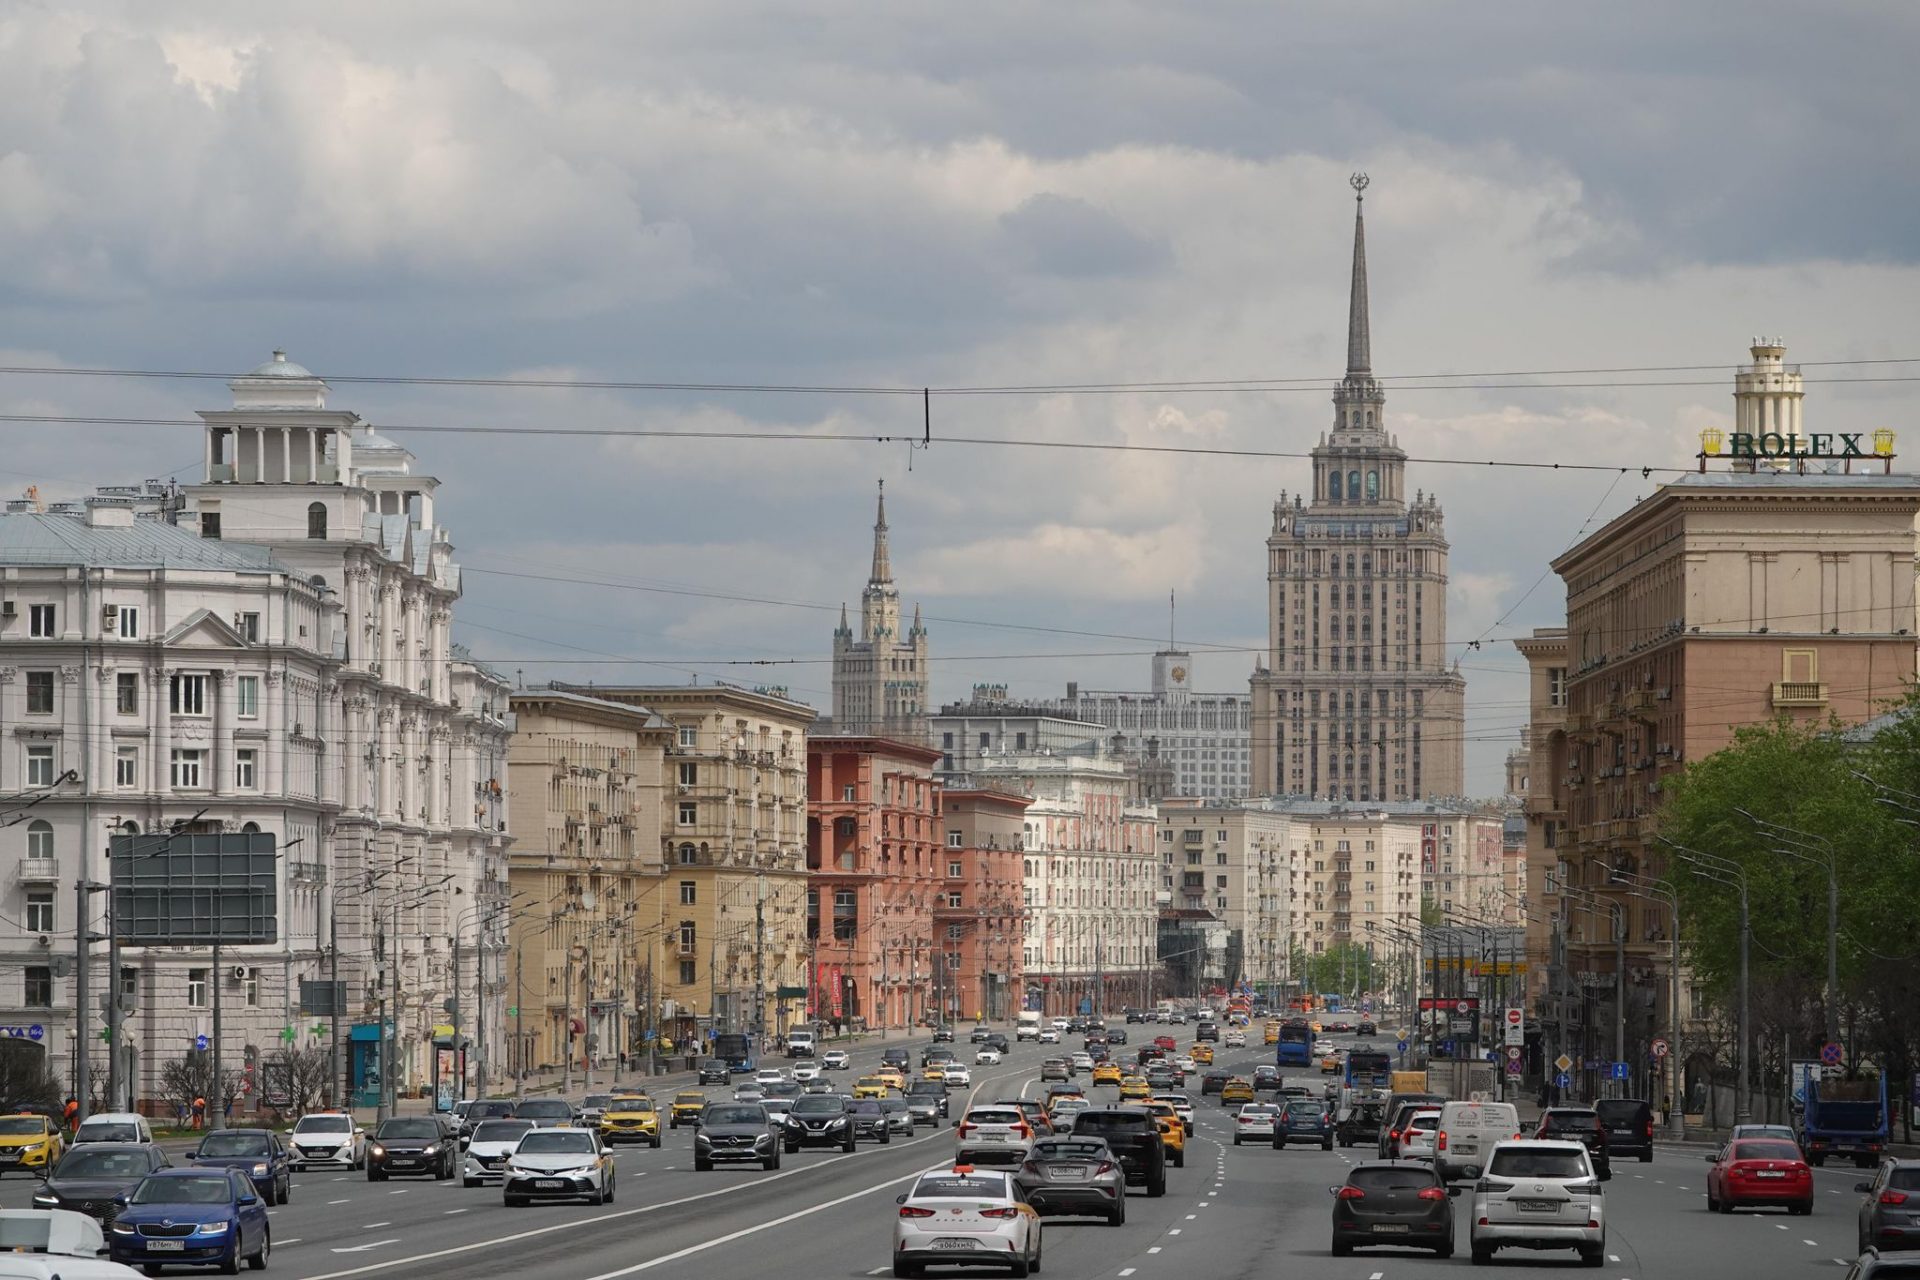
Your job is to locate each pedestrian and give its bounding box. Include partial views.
[62,1097,78,1134]
[191,1096,206,1129]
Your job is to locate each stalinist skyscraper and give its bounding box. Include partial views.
[1249,176,1466,801]
[830,482,931,742]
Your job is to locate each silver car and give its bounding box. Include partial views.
[1469,1139,1605,1265]
[1013,1135,1127,1225]
[463,1119,536,1186]
[878,1096,915,1136]
[502,1128,615,1206]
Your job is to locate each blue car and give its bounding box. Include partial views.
[1274,1098,1335,1150]
[109,1167,271,1273]
[186,1129,291,1205]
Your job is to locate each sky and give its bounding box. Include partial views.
[2,1,1917,795]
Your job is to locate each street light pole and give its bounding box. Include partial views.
[1667,840,1751,1123]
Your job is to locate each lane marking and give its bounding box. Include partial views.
[388,1189,410,1195]
[1805,1240,1820,1246]
[1610,1255,1622,1262]
[331,1239,400,1254]
[361,1222,390,1229]
[1370,1273,1384,1279]
[445,1208,467,1215]
[280,1239,301,1246]
[1120,1271,1137,1277]
[1147,1247,1162,1254]
[1184,1213,1197,1220]
[1168,1228,1182,1235]
[328,1198,349,1205]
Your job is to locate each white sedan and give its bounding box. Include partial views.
[1224,1030,1247,1048]
[1313,1039,1335,1055]
[942,1065,973,1087]
[822,1050,851,1070]
[1037,1028,1061,1044]
[892,1166,1041,1279]
[754,1068,787,1088]
[502,1128,615,1206]
[975,1047,1003,1065]
[1232,1103,1281,1145]
[792,1062,822,1081]
[1069,1052,1094,1072]
[1172,1055,1197,1073]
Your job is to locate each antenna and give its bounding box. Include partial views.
[1169,588,1176,650]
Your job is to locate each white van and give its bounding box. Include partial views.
[71,1112,153,1145]
[785,1028,817,1058]
[1434,1099,1522,1182]
[1015,1010,1043,1041]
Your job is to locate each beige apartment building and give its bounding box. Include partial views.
[1154,802,1293,991]
[1512,628,1567,1016]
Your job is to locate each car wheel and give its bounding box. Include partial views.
[1147,1173,1166,1198]
[764,1154,779,1171]
[505,1194,526,1207]
[1640,1151,1653,1163]
[1271,1139,1284,1151]
[1323,1139,1333,1151]
[652,1136,662,1149]
[219,1242,241,1276]
[695,1156,712,1172]
[891,1264,921,1279]
[143,1267,162,1277]
[1471,1242,1494,1265]
[881,1131,891,1144]
[1436,1236,1454,1259]
[247,1227,270,1271]
[463,1177,479,1188]
[1008,1259,1029,1279]
[368,1169,386,1182]
[843,1139,856,1153]
[1581,1245,1605,1267]
[1331,1241,1351,1258]
[1706,1191,1718,1212]
[1233,1135,1241,1146]
[1108,1199,1126,1226]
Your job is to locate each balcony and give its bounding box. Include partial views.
[17,857,58,884]
[1772,681,1828,708]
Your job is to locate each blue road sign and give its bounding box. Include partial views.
[1555,1072,1571,1088]
[1610,1061,1630,1081]
[1395,1039,1409,1054]
[1439,1039,1455,1056]
[194,1034,209,1051]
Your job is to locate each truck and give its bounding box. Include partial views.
[1016,1010,1043,1041]
[1390,1070,1431,1096]
[1802,1076,1888,1168]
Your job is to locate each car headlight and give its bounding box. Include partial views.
[826,1117,847,1128]
[196,1221,230,1236]
[251,1163,269,1176]
[31,1193,57,1207]
[369,1144,385,1157]
[110,1224,136,1236]
[753,1134,772,1148]
[423,1144,440,1156]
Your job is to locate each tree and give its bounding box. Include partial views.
[159,1054,242,1120]
[270,1047,333,1114]
[0,1040,61,1111]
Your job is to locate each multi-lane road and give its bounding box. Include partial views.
[1,1031,1881,1279]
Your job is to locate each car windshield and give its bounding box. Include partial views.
[377,1119,440,1140]
[846,1100,881,1116]
[517,1101,572,1118]
[1351,1167,1441,1192]
[472,1121,535,1142]
[57,1149,153,1178]
[1593,1100,1647,1124]
[132,1175,233,1205]
[1545,1112,1600,1131]
[914,1174,1007,1198]
[474,1102,515,1118]
[1732,1141,1802,1162]
[198,1133,269,1157]
[1489,1149,1588,1179]
[704,1106,766,1126]
[0,1118,44,1136]
[879,1098,906,1112]
[293,1116,352,1134]
[517,1132,594,1154]
[609,1098,653,1112]
[907,1082,944,1096]
[793,1097,844,1114]
[76,1123,139,1142]
[583,1096,612,1109]
[967,1109,1021,1126]
[1285,1102,1328,1118]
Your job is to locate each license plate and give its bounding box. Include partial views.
[147,1240,185,1252]
[1048,1168,1086,1180]
[1372,1224,1409,1234]
[1755,1171,1785,1178]
[1516,1200,1559,1213]
[931,1238,980,1250]
[538,1179,566,1189]
[391,1158,418,1166]
[975,1133,1007,1143]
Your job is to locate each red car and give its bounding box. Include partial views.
[1706,1138,1813,1214]
[1154,1035,1177,1052]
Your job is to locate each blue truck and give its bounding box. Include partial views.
[1802,1076,1888,1168]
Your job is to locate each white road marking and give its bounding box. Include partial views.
[328,1198,350,1205]
[1776,1224,1790,1230]
[1370,1273,1384,1279]
[331,1239,400,1254]
[1185,1213,1197,1219]
[1610,1255,1621,1261]
[1147,1247,1162,1254]
[1805,1240,1820,1246]
[445,1208,467,1215]
[1168,1228,1182,1235]
[1120,1271,1137,1277]
[388,1189,409,1195]
[361,1222,391,1229]
[280,1239,301,1246]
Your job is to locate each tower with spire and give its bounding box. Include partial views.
[1249,176,1466,802]
[831,481,931,742]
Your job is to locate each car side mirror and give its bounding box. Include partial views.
[896,1193,908,1204]
[185,1147,199,1159]
[113,1194,129,1207]
[1857,1181,1873,1193]
[238,1194,259,1206]
[1703,1154,1716,1163]
[1448,1186,1463,1198]
[1327,1185,1341,1196]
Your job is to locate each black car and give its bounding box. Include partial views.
[697,1057,732,1085]
[784,1095,857,1152]
[922,1046,957,1068]
[1276,1099,1335,1150]
[32,1143,169,1222]
[905,1080,950,1126]
[1125,1010,1147,1024]
[1330,1161,1458,1257]
[695,1103,781,1171]
[1107,1029,1128,1046]
[984,1033,1011,1054]
[1145,1069,1177,1092]
[1014,1136,1128,1225]
[368,1116,454,1180]
[513,1098,576,1128]
[1858,1161,1920,1254]
[1594,1097,1655,1162]
[1066,1017,1087,1034]
[1355,1022,1378,1037]
[1851,1248,1920,1279]
[1252,1066,1283,1092]
[881,1047,911,1071]
[1200,1069,1231,1096]
[1337,1102,1385,1149]
[1194,1022,1219,1042]
[1536,1107,1611,1180]
[846,1098,892,1144]
[1069,1109,1167,1197]
[459,1099,517,1147]
[186,1128,292,1204]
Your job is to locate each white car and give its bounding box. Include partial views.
[1050,1018,1070,1031]
[975,1047,1002,1065]
[891,1166,1041,1279]
[1224,1029,1246,1048]
[1398,1108,1442,1163]
[287,1111,365,1171]
[792,1062,823,1081]
[502,1128,615,1206]
[462,1118,536,1186]
[1233,1103,1281,1144]
[1313,1039,1335,1055]
[1069,1052,1094,1072]
[822,1049,851,1070]
[1048,1098,1090,1133]
[1469,1139,1606,1265]
[1152,1092,1195,1133]
[754,1068,787,1088]
[942,1065,973,1086]
[1172,1055,1197,1073]
[954,1105,1036,1168]
[1037,1028,1061,1044]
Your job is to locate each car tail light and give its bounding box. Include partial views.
[1389,1129,1402,1141]
[1883,1191,1910,1206]
[1014,1123,1032,1139]
[1417,1187,1447,1202]
[1437,1131,1449,1151]
[1335,1186,1366,1200]
[899,1206,936,1218]
[1645,1119,1654,1138]
[957,1124,975,1138]
[1095,1162,1115,1176]
[979,1207,1019,1219]
[1587,1220,1601,1230]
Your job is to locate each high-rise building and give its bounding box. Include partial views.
[1045,652,1252,799]
[1250,178,1467,802]
[831,483,930,742]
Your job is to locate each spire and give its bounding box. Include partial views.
[1346,172,1372,377]
[868,479,892,584]
[838,602,850,635]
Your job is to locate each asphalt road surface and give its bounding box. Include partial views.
[0,1030,1878,1279]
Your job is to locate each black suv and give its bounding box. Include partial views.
[697,1057,731,1085]
[881,1047,911,1071]
[1355,1021,1377,1036]
[1594,1097,1654,1162]
[970,1025,992,1043]
[367,1116,454,1181]
[784,1095,856,1152]
[1536,1107,1611,1180]
[1069,1109,1167,1197]
[905,1080,950,1126]
[1194,1021,1219,1042]
[1849,1248,1920,1279]
[1857,1161,1920,1256]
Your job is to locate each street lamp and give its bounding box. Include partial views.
[1610,864,1684,1139]
[1661,837,1752,1123]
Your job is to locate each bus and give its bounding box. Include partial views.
[711,1032,755,1074]
[1275,1019,1313,1068]
[1343,1047,1393,1092]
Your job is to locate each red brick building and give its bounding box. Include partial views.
[935,789,1031,1023]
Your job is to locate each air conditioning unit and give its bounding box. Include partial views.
[35,934,50,949]
[229,965,249,982]
[102,605,119,628]
[0,601,12,617]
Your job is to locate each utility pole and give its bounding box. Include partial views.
[451,928,462,1103]
[582,938,593,1093]
[754,875,766,1045]
[329,905,341,1108]
[210,934,225,1131]
[562,944,574,1094]
[513,947,525,1098]
[74,879,92,1124]
[1613,905,1626,1101]
[104,842,122,1114]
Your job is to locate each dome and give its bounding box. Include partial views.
[245,349,317,379]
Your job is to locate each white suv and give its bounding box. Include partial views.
[1469,1139,1606,1266]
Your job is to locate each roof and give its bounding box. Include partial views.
[245,350,316,379]
[0,513,294,574]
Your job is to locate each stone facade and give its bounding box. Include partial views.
[1042,653,1252,800]
[934,789,1030,1023]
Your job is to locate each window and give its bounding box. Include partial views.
[234,749,257,790]
[28,604,55,638]
[842,785,855,802]
[676,922,697,954]
[307,502,327,540]
[26,747,54,787]
[187,969,208,1008]
[171,749,205,789]
[236,676,259,719]
[677,762,697,787]
[235,612,260,644]
[243,970,259,1007]
[978,732,989,748]
[946,829,963,849]
[170,673,207,716]
[1216,875,1228,888]
[117,606,139,639]
[25,892,53,933]
[116,672,140,714]
[200,511,221,540]
[1548,667,1567,708]
[26,820,51,859]
[115,748,138,789]
[677,726,697,749]
[679,881,696,906]
[26,671,53,715]
[947,861,963,878]
[677,802,696,826]
[942,732,953,748]
[1217,851,1227,865]
[1015,732,1028,749]
[678,960,697,986]
[24,967,51,1008]
[677,843,697,865]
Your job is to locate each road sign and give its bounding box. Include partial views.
[1555,1072,1570,1088]
[1554,1053,1573,1074]
[1651,1037,1670,1059]
[1821,1040,1844,1067]
[1439,1039,1455,1056]
[1610,1062,1630,1081]
[1505,1008,1523,1028]
[1506,1045,1523,1061]
[194,1034,209,1051]
[1505,1057,1523,1077]
[1395,1039,1409,1054]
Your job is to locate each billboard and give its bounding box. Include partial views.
[110,832,278,945]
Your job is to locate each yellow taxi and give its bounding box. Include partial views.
[1320,1052,1341,1074]
[1263,1020,1280,1045]
[0,1113,64,1172]
[1140,1099,1186,1167]
[1092,1062,1123,1087]
[1189,1043,1214,1065]
[1117,1075,1151,1100]
[599,1095,661,1147]
[921,1065,948,1085]
[853,1076,892,1099]
[1219,1077,1255,1105]
[874,1066,907,1091]
[669,1091,708,1128]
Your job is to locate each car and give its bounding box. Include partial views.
[1313,1039,1335,1056]
[1037,1029,1061,1044]
[878,1096,916,1135]
[942,1065,973,1088]
[931,1026,955,1043]
[502,1126,616,1204]
[280,1112,363,1172]
[1106,1029,1128,1046]
[1151,1092,1194,1134]
[970,1025,993,1043]
[579,1093,614,1127]
[954,1105,1035,1167]
[785,1028,818,1058]
[1194,1022,1219,1043]
[1434,1100,1521,1182]
[905,1080,950,1127]
[0,1207,144,1280]
[1276,1098,1335,1151]
[1336,1101,1386,1149]
[1040,1058,1070,1083]
[892,1165,1042,1279]
[1047,1098,1090,1134]
[0,1113,64,1176]
[784,1094,856,1152]
[1329,1160,1458,1258]
[1848,1248,1920,1278]
[792,1062,823,1082]
[1069,1052,1094,1072]
[811,1049,845,1071]
[669,1091,709,1128]
[1328,1021,1353,1034]
[691,1102,782,1173]
[1092,1063,1122,1087]
[367,1116,454,1181]
[1051,1018,1070,1031]
[1125,1010,1147,1024]
[1066,1018,1087,1034]
[599,1095,662,1147]
[1068,1109,1167,1197]
[462,1118,537,1185]
[1044,1082,1085,1105]
[732,1084,768,1105]
[975,1048,1003,1066]
[922,1046,957,1068]
[881,1047,912,1071]
[1233,1102,1281,1144]
[764,1078,802,1099]
[1594,1097,1656,1163]
[845,1098,893,1145]
[1199,1068,1230,1095]
[1172,1055,1197,1074]
[458,1099,516,1148]
[854,1076,892,1100]
[1152,1035,1176,1052]
[754,1069,787,1089]
[697,1057,732,1085]
[1169,1011,1188,1025]
[996,1100,1054,1138]
[185,1129,291,1205]
[1251,1065,1283,1092]
[32,1145,169,1222]
[513,1097,576,1128]
[1701,1137,1811,1215]
[1379,1093,1449,1158]
[1189,1044,1213,1065]
[1118,1076,1151,1100]
[1728,1123,1799,1146]
[803,1078,836,1095]
[1320,1053,1342,1074]
[1355,1022,1377,1037]
[1141,1100,1186,1167]
[1223,1029,1247,1048]
[1014,1135,1127,1224]
[984,1033,1012,1054]
[72,1115,152,1147]
[1469,1139,1606,1265]
[1536,1108,1612,1181]
[106,1168,271,1274]
[1219,1078,1255,1105]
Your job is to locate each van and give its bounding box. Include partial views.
[1433,1100,1521,1181]
[1593,1097,1654,1162]
[785,1028,817,1059]
[71,1113,153,1146]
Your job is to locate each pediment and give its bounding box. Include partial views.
[161,607,248,648]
